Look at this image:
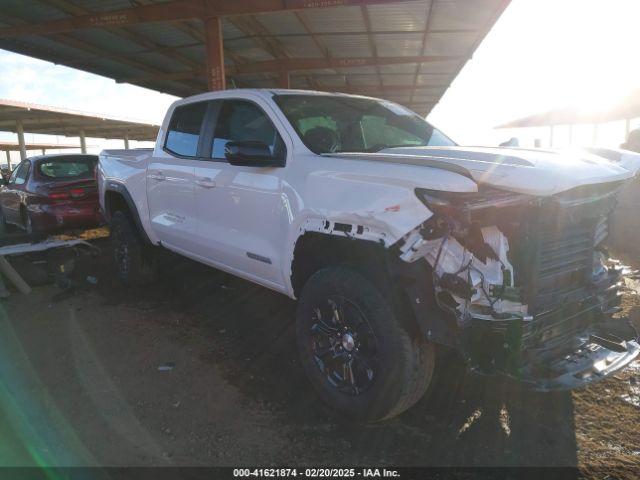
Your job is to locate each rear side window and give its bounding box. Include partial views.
[165,102,208,157]
[38,157,96,179]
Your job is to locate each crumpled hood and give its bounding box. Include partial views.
[359,146,635,196]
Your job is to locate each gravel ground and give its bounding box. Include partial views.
[0,239,638,477]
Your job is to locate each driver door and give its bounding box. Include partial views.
[192,98,289,288]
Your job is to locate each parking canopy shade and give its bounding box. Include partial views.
[0,98,159,141]
[0,141,82,151]
[496,88,640,128]
[0,0,511,117]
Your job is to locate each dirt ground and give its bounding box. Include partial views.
[0,237,639,477]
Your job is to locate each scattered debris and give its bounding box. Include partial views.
[625,360,640,373]
[499,404,511,436]
[158,362,176,372]
[50,287,77,303]
[457,408,483,438]
[620,384,640,407]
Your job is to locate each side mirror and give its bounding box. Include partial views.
[224,140,284,168]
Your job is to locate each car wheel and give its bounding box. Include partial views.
[296,266,435,422]
[110,210,157,285]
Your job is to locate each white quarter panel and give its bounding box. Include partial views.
[98,149,159,244]
[147,157,199,252]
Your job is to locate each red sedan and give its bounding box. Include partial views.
[0,154,102,235]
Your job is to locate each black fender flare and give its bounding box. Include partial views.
[103,181,152,245]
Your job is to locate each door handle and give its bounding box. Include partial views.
[196,177,216,189]
[149,172,166,181]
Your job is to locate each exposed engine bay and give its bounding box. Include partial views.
[396,181,640,390]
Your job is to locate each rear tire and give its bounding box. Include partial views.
[296,266,435,422]
[110,210,157,285]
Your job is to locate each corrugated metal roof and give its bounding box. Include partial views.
[0,0,510,116]
[304,7,366,33]
[368,1,430,31]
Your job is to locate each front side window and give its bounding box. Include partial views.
[212,100,284,160]
[165,101,208,157]
[273,94,456,154]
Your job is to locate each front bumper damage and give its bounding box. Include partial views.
[521,322,640,391]
[393,183,640,390]
[463,281,640,390]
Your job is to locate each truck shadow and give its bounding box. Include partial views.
[91,249,579,467]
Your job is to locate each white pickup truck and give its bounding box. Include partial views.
[99,89,640,421]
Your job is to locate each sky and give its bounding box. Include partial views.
[1,0,640,162]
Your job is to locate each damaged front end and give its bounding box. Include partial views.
[396,182,640,390]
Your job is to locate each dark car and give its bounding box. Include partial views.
[0,154,102,235]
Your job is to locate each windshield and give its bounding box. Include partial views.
[273,94,456,154]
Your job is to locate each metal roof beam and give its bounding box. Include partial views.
[360,5,382,88]
[409,0,434,105]
[0,0,408,38]
[118,55,461,82]
[314,85,445,94]
[28,127,156,138]
[204,16,225,90]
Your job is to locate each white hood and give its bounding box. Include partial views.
[359,146,636,196]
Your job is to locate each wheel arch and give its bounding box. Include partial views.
[289,227,457,348]
[103,184,152,245]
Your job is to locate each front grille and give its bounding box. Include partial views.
[530,220,596,311]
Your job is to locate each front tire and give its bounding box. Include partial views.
[110,210,157,285]
[296,266,435,422]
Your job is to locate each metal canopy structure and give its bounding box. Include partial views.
[0,141,81,151]
[497,89,640,130]
[496,89,640,147]
[0,140,83,168]
[0,99,159,141]
[0,0,510,117]
[0,98,159,161]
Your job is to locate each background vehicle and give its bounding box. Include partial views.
[1,166,11,184]
[98,89,640,422]
[621,127,640,153]
[0,153,102,235]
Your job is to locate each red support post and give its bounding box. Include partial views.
[279,71,290,89]
[204,16,226,91]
